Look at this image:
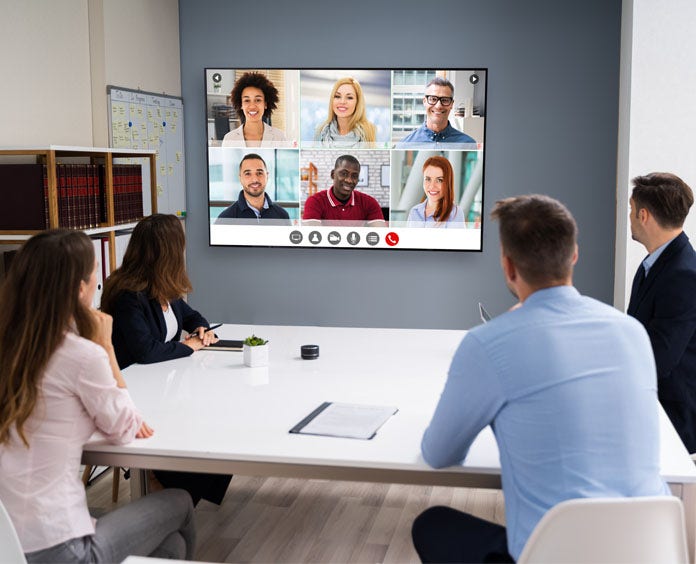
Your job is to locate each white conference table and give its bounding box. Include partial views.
[82,324,696,559]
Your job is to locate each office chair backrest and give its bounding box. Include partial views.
[0,497,26,563]
[517,496,688,564]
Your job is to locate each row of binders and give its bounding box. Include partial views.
[0,163,144,231]
[0,231,132,310]
[90,231,131,309]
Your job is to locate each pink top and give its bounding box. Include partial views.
[0,331,143,553]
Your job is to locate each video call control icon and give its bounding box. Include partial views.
[328,231,341,245]
[470,74,479,84]
[385,232,400,247]
[366,232,380,246]
[347,232,360,246]
[289,230,303,244]
[308,231,322,245]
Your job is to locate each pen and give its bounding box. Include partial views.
[186,323,222,340]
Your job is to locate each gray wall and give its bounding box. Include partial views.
[179,0,621,329]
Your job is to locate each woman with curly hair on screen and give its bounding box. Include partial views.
[315,77,377,147]
[222,71,287,147]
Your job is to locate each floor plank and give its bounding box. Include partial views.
[85,470,505,562]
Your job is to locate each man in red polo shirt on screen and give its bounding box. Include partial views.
[302,154,386,226]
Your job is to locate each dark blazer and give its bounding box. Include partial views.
[215,191,290,223]
[109,291,232,505]
[628,232,696,452]
[110,290,209,369]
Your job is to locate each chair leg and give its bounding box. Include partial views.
[81,465,92,486]
[112,467,120,503]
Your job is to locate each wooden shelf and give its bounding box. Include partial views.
[0,146,158,270]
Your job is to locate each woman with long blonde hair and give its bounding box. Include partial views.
[0,229,195,562]
[315,77,377,147]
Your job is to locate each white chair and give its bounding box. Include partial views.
[517,496,688,564]
[0,497,26,564]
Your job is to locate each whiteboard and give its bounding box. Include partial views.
[107,86,186,216]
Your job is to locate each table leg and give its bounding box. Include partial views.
[682,483,696,563]
[129,468,147,500]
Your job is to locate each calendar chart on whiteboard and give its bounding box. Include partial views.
[107,86,186,217]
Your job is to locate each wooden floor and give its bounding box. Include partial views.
[86,470,506,563]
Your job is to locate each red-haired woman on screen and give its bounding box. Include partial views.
[407,156,465,228]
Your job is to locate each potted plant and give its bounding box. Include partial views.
[243,334,269,367]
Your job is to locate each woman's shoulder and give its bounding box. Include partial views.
[59,331,109,364]
[409,201,426,215]
[264,123,287,141]
[111,289,150,309]
[447,205,466,223]
[221,126,244,146]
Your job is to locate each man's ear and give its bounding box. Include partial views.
[501,254,517,282]
[571,244,579,266]
[638,206,650,224]
[330,169,335,180]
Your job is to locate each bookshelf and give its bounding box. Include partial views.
[0,146,157,270]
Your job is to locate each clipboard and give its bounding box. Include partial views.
[289,402,398,440]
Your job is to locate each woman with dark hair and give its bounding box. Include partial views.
[102,214,232,506]
[407,156,465,228]
[0,230,195,562]
[221,71,287,147]
[315,77,377,147]
[101,213,216,368]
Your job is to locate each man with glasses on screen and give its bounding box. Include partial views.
[397,77,476,148]
[215,153,290,224]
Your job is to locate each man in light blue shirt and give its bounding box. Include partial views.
[412,194,669,563]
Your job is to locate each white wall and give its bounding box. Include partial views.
[0,0,93,146]
[615,0,696,310]
[0,0,180,148]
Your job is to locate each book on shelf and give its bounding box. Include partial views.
[0,164,48,230]
[0,162,145,232]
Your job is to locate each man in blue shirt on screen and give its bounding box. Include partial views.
[396,77,477,149]
[412,195,669,563]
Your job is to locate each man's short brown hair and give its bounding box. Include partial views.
[491,194,577,286]
[631,172,693,229]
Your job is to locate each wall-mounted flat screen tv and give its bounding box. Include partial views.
[206,68,486,251]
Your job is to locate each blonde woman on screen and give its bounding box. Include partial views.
[315,77,377,147]
[407,156,465,228]
[0,230,195,563]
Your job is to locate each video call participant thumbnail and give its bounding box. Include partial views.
[216,153,290,224]
[397,77,476,148]
[407,156,465,228]
[314,77,377,148]
[302,154,385,226]
[222,72,287,148]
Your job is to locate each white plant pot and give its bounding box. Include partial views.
[243,343,269,367]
